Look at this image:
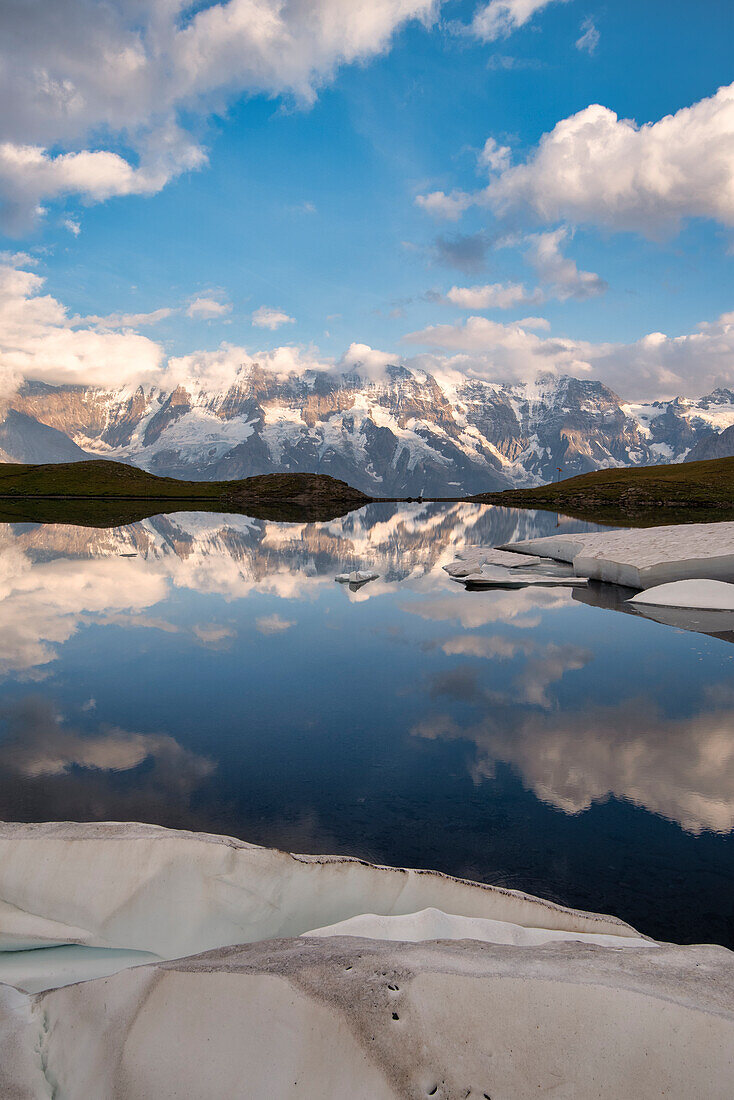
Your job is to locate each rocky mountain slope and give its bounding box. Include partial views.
[4,367,734,495]
[686,423,734,462]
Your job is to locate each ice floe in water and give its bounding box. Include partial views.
[628,579,734,611]
[503,521,734,588]
[443,549,542,575]
[0,821,733,1099]
[335,570,379,588]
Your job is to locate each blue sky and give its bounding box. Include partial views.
[0,0,732,400]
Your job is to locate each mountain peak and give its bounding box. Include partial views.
[5,373,734,496]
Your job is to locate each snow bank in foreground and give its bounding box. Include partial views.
[2,937,733,1099]
[302,907,651,947]
[628,579,734,610]
[0,822,637,969]
[502,522,734,588]
[0,822,732,1098]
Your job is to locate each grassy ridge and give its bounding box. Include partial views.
[0,459,372,526]
[472,456,734,526]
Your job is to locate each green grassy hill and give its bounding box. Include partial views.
[0,460,372,526]
[472,456,734,526]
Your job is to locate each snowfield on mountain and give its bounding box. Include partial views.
[5,365,734,496]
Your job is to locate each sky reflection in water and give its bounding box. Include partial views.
[0,503,733,947]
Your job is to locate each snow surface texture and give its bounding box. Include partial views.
[302,907,651,947]
[0,822,732,1098]
[3,938,734,1099]
[9,371,734,494]
[445,548,583,588]
[503,522,734,589]
[628,579,734,611]
[443,549,542,574]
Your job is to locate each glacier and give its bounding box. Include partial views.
[5,368,734,495]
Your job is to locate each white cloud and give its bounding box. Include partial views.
[252,306,296,330]
[575,15,599,55]
[338,341,397,381]
[416,83,734,239]
[429,229,605,306]
[442,634,532,659]
[477,137,512,174]
[484,81,734,235]
[256,614,296,635]
[0,134,206,233]
[187,296,232,320]
[2,253,733,406]
[63,216,81,237]
[525,227,607,300]
[404,308,734,400]
[470,0,568,42]
[0,0,440,229]
[445,281,530,309]
[84,307,175,329]
[416,697,734,835]
[415,189,472,221]
[0,256,164,398]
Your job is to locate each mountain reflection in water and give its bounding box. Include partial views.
[0,502,733,947]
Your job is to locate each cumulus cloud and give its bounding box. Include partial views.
[2,251,733,404]
[187,296,232,320]
[0,0,439,229]
[415,189,472,221]
[404,308,734,399]
[252,306,296,330]
[436,229,604,308]
[445,281,531,309]
[0,130,206,233]
[0,256,164,397]
[484,81,734,235]
[414,696,734,835]
[470,0,568,41]
[0,697,207,780]
[477,137,512,174]
[415,82,734,239]
[337,342,398,381]
[256,614,296,634]
[525,227,607,301]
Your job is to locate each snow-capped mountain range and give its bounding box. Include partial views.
[3,365,734,495]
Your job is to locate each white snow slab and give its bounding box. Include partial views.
[443,549,541,575]
[443,557,486,576]
[0,822,733,1099]
[0,821,642,995]
[502,522,734,589]
[302,907,651,948]
[2,936,734,1100]
[628,579,734,611]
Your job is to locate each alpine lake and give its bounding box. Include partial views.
[1,501,733,948]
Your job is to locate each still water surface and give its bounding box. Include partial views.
[1,503,733,946]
